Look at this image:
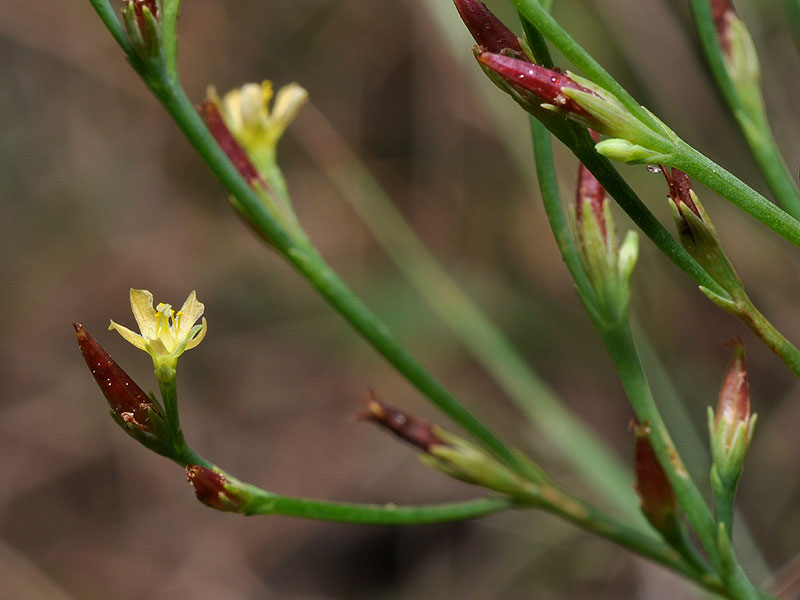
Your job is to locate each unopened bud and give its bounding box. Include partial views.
[453,0,526,57]
[360,394,539,495]
[186,465,247,512]
[359,393,446,453]
[478,52,596,119]
[121,0,161,57]
[74,322,161,432]
[708,341,757,489]
[573,162,638,323]
[662,168,744,301]
[634,424,678,535]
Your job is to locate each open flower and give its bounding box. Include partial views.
[109,289,207,370]
[206,80,308,174]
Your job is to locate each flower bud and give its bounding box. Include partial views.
[74,322,161,431]
[186,465,247,512]
[712,1,761,113]
[361,394,539,494]
[634,424,678,535]
[359,393,446,453]
[708,341,757,489]
[574,163,639,323]
[453,0,526,57]
[662,168,744,303]
[121,0,161,58]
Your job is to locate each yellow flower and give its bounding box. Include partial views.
[207,80,308,172]
[109,289,207,370]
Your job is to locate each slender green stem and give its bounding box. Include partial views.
[785,0,800,51]
[245,490,514,524]
[510,0,800,249]
[602,324,765,600]
[295,103,642,521]
[516,484,725,595]
[128,68,530,476]
[283,244,535,479]
[672,142,800,248]
[88,0,134,56]
[736,296,800,379]
[689,0,800,218]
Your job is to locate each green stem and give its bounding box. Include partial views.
[295,103,641,521]
[785,0,800,51]
[736,296,800,379]
[672,142,800,249]
[88,0,134,56]
[518,484,725,595]
[131,69,529,476]
[509,0,662,133]
[689,0,800,218]
[244,490,513,524]
[283,245,535,479]
[604,325,719,560]
[511,0,800,249]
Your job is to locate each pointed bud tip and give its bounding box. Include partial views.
[359,392,445,453]
[453,0,525,56]
[663,167,701,218]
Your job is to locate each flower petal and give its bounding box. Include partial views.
[177,291,204,340]
[129,289,157,339]
[268,83,308,141]
[183,317,207,351]
[108,320,148,350]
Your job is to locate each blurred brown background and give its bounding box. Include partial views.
[2,1,800,598]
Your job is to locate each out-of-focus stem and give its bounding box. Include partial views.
[689,0,800,219]
[294,102,642,521]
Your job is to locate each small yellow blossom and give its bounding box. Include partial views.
[109,289,207,370]
[207,80,308,172]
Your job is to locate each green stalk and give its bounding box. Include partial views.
[509,0,800,250]
[671,142,800,248]
[735,297,800,378]
[603,324,762,599]
[688,0,800,218]
[88,0,134,55]
[294,103,641,521]
[244,491,513,524]
[516,484,725,595]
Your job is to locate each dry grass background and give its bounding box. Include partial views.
[2,1,800,598]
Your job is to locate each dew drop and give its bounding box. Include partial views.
[646,165,662,174]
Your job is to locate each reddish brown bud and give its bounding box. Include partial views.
[478,52,596,117]
[576,132,607,242]
[74,322,159,431]
[453,0,526,58]
[711,0,735,55]
[198,100,265,186]
[634,424,677,532]
[662,167,700,219]
[715,340,751,439]
[359,393,446,453]
[185,465,245,512]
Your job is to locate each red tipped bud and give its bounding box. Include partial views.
[576,136,607,243]
[199,100,265,186]
[714,341,752,447]
[359,393,447,453]
[708,341,757,490]
[634,424,677,533]
[478,52,596,118]
[711,0,735,55]
[74,322,160,431]
[453,0,526,57]
[662,167,700,220]
[186,465,246,512]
